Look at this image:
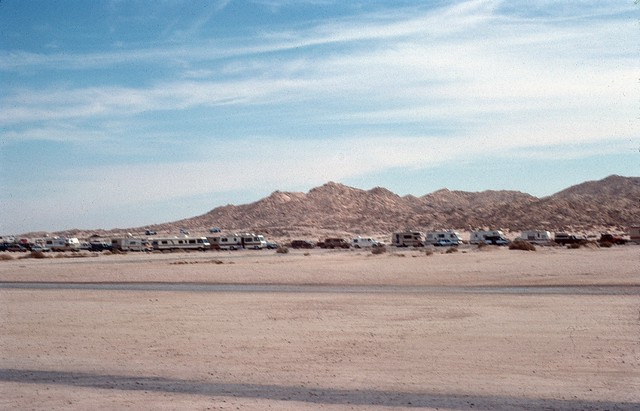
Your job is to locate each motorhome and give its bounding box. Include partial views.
[425,230,463,246]
[629,226,640,244]
[391,231,424,247]
[150,237,210,251]
[239,233,267,249]
[351,237,381,248]
[470,230,509,245]
[517,230,553,245]
[44,237,81,251]
[111,237,147,252]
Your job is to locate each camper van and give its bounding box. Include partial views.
[150,237,210,251]
[517,230,553,245]
[111,237,147,252]
[470,230,509,245]
[425,230,463,246]
[391,231,424,247]
[44,237,81,251]
[351,237,381,248]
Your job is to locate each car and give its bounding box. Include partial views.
[7,244,27,252]
[435,239,457,247]
[209,227,221,233]
[31,245,51,252]
[265,242,279,249]
[89,242,113,252]
[351,237,381,248]
[0,243,9,252]
[320,238,351,249]
[290,240,314,249]
[145,230,157,235]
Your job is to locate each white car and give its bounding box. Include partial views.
[351,237,381,248]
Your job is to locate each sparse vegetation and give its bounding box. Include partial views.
[445,247,458,254]
[0,254,14,261]
[371,245,386,255]
[599,241,613,248]
[509,240,536,251]
[276,246,289,254]
[425,249,434,256]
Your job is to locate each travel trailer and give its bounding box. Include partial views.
[44,237,81,251]
[425,230,464,246]
[391,231,424,247]
[150,237,210,251]
[239,233,267,249]
[209,234,242,250]
[351,237,381,248]
[470,230,509,245]
[628,226,640,243]
[517,230,553,245]
[111,237,147,252]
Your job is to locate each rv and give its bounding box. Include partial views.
[44,237,81,251]
[517,230,553,245]
[239,233,267,249]
[425,230,463,246]
[629,226,640,244]
[470,230,509,245]
[150,237,210,251]
[111,237,147,251]
[391,231,424,247]
[209,234,242,250]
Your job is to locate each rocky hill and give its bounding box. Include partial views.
[139,174,639,239]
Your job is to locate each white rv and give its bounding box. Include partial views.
[239,233,267,249]
[209,234,242,250]
[425,230,463,246]
[517,230,553,245]
[150,237,210,251]
[470,230,509,245]
[111,237,147,251]
[44,237,81,251]
[391,231,424,247]
[351,237,381,248]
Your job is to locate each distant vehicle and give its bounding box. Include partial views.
[425,230,463,246]
[145,230,157,235]
[239,233,267,249]
[151,237,210,251]
[554,233,587,246]
[598,234,627,245]
[470,230,509,246]
[89,241,112,252]
[391,231,424,247]
[435,239,457,247]
[209,227,221,233]
[0,243,9,252]
[628,226,640,244]
[31,245,51,252]
[111,237,147,252]
[289,240,314,249]
[7,244,27,252]
[44,237,81,252]
[209,234,242,250]
[320,238,351,249]
[180,229,190,235]
[265,241,279,249]
[517,230,553,245]
[351,237,381,248]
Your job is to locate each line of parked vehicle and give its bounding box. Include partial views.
[1,227,637,253]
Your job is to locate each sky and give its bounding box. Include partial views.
[1,0,638,234]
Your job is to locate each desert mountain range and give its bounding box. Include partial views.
[131,174,638,239]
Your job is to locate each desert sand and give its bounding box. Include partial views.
[1,245,639,410]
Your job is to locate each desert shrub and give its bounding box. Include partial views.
[509,240,536,251]
[567,243,581,249]
[0,254,14,261]
[425,249,434,256]
[599,241,613,248]
[445,247,458,254]
[276,246,289,254]
[371,245,386,255]
[29,251,48,259]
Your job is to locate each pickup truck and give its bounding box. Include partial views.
[598,234,627,245]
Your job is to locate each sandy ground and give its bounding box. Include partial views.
[1,245,639,410]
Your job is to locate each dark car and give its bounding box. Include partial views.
[320,238,351,249]
[290,240,314,249]
[598,234,627,245]
[89,242,113,252]
[7,244,27,252]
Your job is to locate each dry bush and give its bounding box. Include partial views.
[567,243,582,249]
[29,251,48,259]
[0,254,14,261]
[445,247,458,254]
[599,241,613,248]
[276,246,289,254]
[371,246,386,255]
[509,240,536,251]
[425,249,434,256]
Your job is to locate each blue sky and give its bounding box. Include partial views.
[1,0,638,234]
